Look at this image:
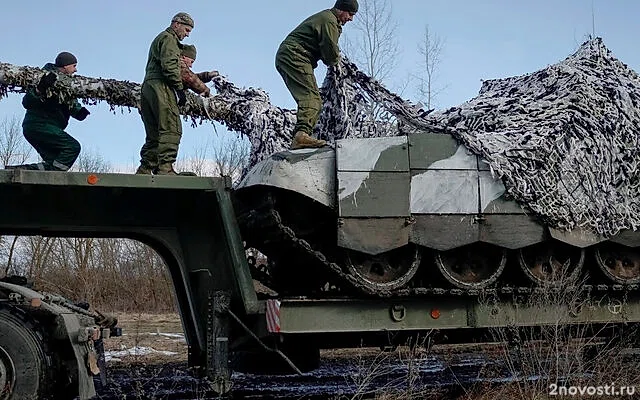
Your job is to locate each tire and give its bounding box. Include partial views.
[0,307,51,400]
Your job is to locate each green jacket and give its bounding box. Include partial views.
[278,9,342,68]
[143,27,183,90]
[22,63,83,131]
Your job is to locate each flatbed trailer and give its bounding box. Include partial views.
[0,169,639,398]
[0,169,256,398]
[267,292,638,335]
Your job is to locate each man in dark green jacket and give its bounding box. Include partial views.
[7,52,90,171]
[276,0,358,150]
[136,12,194,176]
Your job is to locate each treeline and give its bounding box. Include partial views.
[1,235,177,312]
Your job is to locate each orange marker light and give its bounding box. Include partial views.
[87,174,99,185]
[430,309,441,319]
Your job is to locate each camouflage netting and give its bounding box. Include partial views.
[421,38,640,237]
[320,38,640,237]
[238,38,640,238]
[0,62,298,170]
[0,62,233,123]
[1,38,639,236]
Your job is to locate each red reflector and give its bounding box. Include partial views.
[87,174,99,185]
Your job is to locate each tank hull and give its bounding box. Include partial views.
[236,134,640,293]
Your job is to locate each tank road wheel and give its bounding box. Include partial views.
[0,308,51,400]
[594,243,640,284]
[518,242,585,285]
[344,246,421,292]
[435,243,507,290]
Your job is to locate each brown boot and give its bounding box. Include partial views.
[156,164,196,176]
[135,165,153,175]
[156,164,178,176]
[290,131,326,150]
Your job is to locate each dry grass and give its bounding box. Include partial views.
[321,280,640,400]
[104,312,187,365]
[465,279,640,400]
[115,313,183,333]
[101,297,640,399]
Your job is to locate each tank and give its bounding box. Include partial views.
[234,132,640,296]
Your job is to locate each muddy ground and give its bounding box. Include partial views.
[93,313,640,400]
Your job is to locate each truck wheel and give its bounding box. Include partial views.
[0,308,50,400]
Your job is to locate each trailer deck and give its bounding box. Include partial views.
[0,169,256,372]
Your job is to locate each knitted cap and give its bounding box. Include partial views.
[172,12,194,28]
[54,52,78,67]
[181,44,197,60]
[334,0,358,13]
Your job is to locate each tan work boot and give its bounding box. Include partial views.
[135,165,153,175]
[156,164,197,176]
[290,131,326,150]
[156,164,178,176]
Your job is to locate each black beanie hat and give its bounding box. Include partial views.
[334,0,358,13]
[55,52,78,67]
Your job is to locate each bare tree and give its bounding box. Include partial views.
[0,116,33,168]
[0,116,33,276]
[176,138,214,177]
[53,150,110,301]
[74,148,111,173]
[128,240,174,311]
[176,132,249,182]
[342,0,400,83]
[340,0,405,129]
[20,236,56,281]
[4,236,20,277]
[211,132,249,184]
[415,25,446,110]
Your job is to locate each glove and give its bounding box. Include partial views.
[75,107,90,121]
[176,89,187,107]
[202,86,211,97]
[206,70,220,80]
[37,72,57,94]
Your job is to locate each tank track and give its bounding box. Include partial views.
[240,197,640,298]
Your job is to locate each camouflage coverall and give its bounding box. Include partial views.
[139,28,184,170]
[21,63,85,171]
[275,9,342,135]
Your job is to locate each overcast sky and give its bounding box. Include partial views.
[0,0,636,169]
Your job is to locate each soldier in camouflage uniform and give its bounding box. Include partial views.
[276,0,358,150]
[179,44,219,98]
[136,12,194,176]
[6,52,91,171]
